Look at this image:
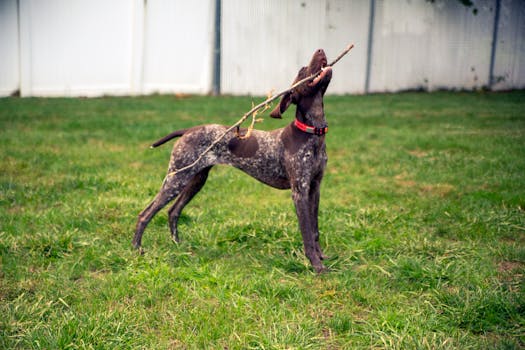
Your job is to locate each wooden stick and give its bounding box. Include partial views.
[328,43,354,67]
[165,43,354,177]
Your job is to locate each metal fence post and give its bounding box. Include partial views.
[365,0,375,94]
[212,0,221,95]
[488,0,501,89]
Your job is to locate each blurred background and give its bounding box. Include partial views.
[0,0,524,97]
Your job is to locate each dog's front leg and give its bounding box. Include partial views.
[309,174,328,261]
[292,185,326,273]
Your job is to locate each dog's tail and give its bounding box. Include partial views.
[150,129,189,148]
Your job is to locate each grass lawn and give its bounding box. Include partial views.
[1,91,524,349]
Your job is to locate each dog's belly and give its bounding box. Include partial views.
[222,129,291,189]
[232,159,290,189]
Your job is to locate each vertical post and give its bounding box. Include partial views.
[141,0,148,95]
[132,0,147,95]
[212,0,221,95]
[488,0,501,89]
[18,0,32,97]
[16,0,21,96]
[365,0,375,94]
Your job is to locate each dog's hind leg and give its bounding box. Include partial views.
[133,172,192,250]
[168,166,211,243]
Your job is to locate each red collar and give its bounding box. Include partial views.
[294,119,328,136]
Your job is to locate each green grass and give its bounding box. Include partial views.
[1,91,524,349]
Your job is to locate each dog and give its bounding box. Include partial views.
[133,49,333,273]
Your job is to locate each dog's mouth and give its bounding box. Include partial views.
[308,65,331,87]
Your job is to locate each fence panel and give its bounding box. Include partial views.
[18,0,141,96]
[221,0,369,95]
[1,0,524,97]
[142,0,215,94]
[364,0,495,92]
[492,0,525,90]
[0,0,20,96]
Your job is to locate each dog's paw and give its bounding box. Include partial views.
[314,264,329,274]
[171,235,181,244]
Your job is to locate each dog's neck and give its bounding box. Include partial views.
[295,91,326,129]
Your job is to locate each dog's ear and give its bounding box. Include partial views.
[270,92,292,118]
[270,67,307,118]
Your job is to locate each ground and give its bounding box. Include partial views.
[1,91,524,348]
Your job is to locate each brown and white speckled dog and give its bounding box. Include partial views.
[133,49,333,272]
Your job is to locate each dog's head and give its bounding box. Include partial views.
[270,49,332,119]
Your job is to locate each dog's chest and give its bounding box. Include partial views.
[294,138,326,167]
[283,136,326,183]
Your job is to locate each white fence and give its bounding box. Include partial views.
[1,0,524,97]
[0,0,215,97]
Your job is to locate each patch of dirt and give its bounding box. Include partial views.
[394,173,455,197]
[497,261,524,274]
[497,261,524,292]
[420,183,455,197]
[407,149,429,158]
